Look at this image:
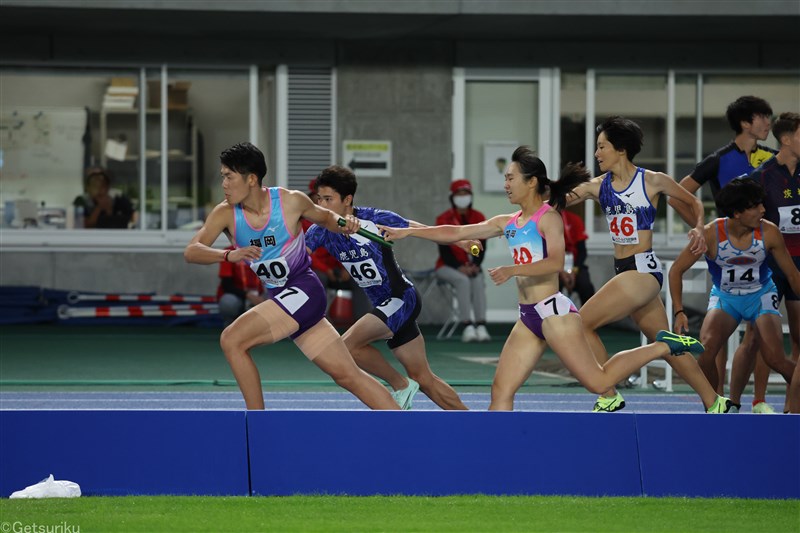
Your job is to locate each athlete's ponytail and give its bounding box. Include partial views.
[511,146,590,211]
[549,163,591,211]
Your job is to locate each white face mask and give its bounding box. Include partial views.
[453,195,472,209]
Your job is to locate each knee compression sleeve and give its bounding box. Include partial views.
[250,300,299,341]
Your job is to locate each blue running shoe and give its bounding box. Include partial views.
[656,330,705,356]
[391,378,419,410]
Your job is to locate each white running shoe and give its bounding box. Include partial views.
[461,324,477,343]
[475,324,491,342]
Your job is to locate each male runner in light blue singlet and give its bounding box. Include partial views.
[184,142,399,410]
[306,165,467,410]
[669,178,799,411]
[669,95,776,410]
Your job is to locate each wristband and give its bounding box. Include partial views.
[673,309,685,318]
[223,249,232,262]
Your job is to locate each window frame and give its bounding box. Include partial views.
[1,62,263,251]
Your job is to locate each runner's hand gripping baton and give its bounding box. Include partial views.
[337,217,393,248]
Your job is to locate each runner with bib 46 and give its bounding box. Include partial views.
[567,116,735,413]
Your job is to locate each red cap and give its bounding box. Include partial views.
[450,179,472,194]
[308,178,317,193]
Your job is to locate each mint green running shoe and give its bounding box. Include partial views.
[592,392,625,412]
[752,401,776,414]
[656,330,705,356]
[706,395,737,414]
[391,378,419,410]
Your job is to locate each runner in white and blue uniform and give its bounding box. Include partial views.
[307,165,467,410]
[379,146,705,411]
[185,142,399,411]
[568,116,733,413]
[669,178,799,408]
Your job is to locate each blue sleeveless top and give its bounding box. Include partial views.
[233,187,311,289]
[305,206,412,303]
[706,218,771,295]
[504,204,551,265]
[598,167,656,245]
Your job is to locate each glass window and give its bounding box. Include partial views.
[594,73,670,233]
[465,80,538,214]
[560,71,588,220]
[463,77,540,319]
[0,66,253,233]
[1,67,140,230]
[158,69,249,229]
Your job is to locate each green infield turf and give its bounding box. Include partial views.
[1,495,797,533]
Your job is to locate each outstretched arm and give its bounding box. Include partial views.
[293,189,361,235]
[566,178,602,207]
[378,214,507,244]
[652,172,707,255]
[667,175,703,228]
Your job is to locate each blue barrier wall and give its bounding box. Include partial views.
[2,410,798,498]
[0,411,249,496]
[248,411,643,496]
[636,414,800,498]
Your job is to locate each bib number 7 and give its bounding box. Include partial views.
[533,292,573,319]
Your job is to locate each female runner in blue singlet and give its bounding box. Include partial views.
[379,146,704,410]
[567,116,733,413]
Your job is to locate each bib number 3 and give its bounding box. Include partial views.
[634,251,662,274]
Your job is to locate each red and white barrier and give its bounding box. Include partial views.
[58,303,218,319]
[67,292,216,304]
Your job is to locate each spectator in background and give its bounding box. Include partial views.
[559,209,596,306]
[74,167,134,228]
[435,179,490,343]
[217,245,265,326]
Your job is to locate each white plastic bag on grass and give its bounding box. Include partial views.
[9,474,81,499]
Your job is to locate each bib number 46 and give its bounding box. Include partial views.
[609,215,635,238]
